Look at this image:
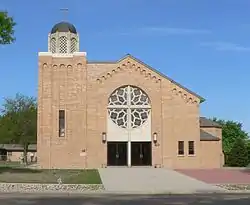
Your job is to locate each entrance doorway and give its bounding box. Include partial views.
[107,85,152,167]
[107,142,127,166]
[131,142,152,166]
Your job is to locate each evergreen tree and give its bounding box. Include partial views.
[227,138,249,167]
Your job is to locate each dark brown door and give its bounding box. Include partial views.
[131,142,152,166]
[107,142,127,166]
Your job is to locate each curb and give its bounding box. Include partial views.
[1,190,250,196]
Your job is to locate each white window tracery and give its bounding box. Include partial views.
[108,85,151,129]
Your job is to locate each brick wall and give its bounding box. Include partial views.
[37,54,221,169]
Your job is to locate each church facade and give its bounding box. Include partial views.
[37,22,224,169]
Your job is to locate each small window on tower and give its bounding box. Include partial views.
[59,110,65,137]
[51,38,56,53]
[59,36,67,53]
[70,38,77,53]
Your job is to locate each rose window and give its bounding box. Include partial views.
[108,85,151,129]
[108,109,128,128]
[130,86,150,105]
[131,108,150,128]
[108,86,128,106]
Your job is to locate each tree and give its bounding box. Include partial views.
[212,118,249,153]
[0,11,16,44]
[0,114,16,143]
[212,118,249,166]
[247,140,250,165]
[227,138,249,167]
[0,93,37,164]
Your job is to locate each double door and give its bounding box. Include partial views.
[107,142,152,166]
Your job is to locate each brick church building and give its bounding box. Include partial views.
[37,21,224,169]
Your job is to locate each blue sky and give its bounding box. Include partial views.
[1,0,249,133]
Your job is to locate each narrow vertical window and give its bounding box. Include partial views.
[188,141,195,155]
[59,36,67,53]
[178,141,184,155]
[59,110,65,137]
[70,38,77,53]
[50,38,56,53]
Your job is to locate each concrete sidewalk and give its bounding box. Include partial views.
[98,168,225,193]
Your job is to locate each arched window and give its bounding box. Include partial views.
[108,85,151,129]
[50,38,56,53]
[70,38,77,53]
[59,36,67,53]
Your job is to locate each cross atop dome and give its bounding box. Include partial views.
[47,9,79,55]
[60,8,69,20]
[50,8,77,34]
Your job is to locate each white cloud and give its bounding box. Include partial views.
[200,42,250,52]
[97,26,211,36]
[139,27,211,35]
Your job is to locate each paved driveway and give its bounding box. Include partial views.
[176,169,250,184]
[98,168,224,193]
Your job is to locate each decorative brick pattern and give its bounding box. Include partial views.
[37,54,223,169]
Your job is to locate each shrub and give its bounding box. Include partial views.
[227,138,249,167]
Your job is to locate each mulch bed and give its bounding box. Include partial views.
[217,184,250,191]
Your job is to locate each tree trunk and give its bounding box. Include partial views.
[23,143,29,165]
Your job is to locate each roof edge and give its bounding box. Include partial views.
[200,138,220,141]
[119,54,206,103]
[87,54,206,103]
[200,129,221,141]
[200,125,222,128]
[200,117,222,128]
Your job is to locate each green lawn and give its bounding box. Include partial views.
[0,166,102,184]
[0,161,25,168]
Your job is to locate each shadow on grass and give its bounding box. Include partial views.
[0,166,42,173]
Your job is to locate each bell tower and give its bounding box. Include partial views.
[48,21,79,54]
[37,19,87,169]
